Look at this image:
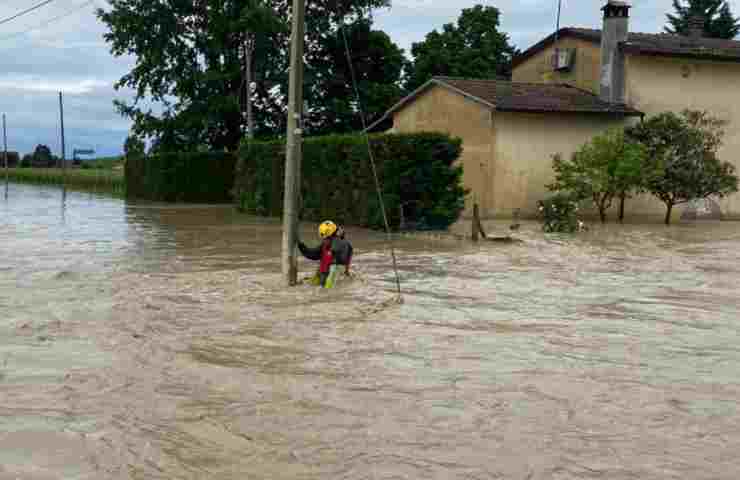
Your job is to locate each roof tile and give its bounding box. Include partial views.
[514,27,740,67]
[433,77,641,115]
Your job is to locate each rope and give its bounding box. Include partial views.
[337,19,402,299]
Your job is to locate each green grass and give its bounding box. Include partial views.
[4,167,125,194]
[81,156,125,170]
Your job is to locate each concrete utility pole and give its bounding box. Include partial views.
[281,0,306,286]
[59,91,66,177]
[3,113,7,198]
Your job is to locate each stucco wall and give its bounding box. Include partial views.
[393,85,495,216]
[625,54,740,219]
[492,112,625,217]
[512,38,601,94]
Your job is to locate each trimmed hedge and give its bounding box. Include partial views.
[234,132,466,230]
[125,151,236,202]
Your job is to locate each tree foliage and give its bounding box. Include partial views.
[626,110,739,224]
[28,144,56,168]
[123,135,146,159]
[306,19,405,135]
[404,5,518,92]
[665,0,740,39]
[547,129,646,223]
[98,0,399,152]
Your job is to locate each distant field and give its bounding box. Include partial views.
[5,167,124,193]
[83,156,124,170]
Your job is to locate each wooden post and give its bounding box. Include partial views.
[281,0,306,286]
[472,203,480,242]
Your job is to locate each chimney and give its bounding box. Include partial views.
[688,14,704,38]
[599,1,631,104]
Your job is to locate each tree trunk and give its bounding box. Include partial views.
[599,205,607,223]
[618,192,626,224]
[664,202,673,225]
[597,194,609,223]
[245,37,255,140]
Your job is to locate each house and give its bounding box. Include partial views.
[370,1,740,220]
[2,151,19,167]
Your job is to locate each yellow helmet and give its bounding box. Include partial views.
[318,220,337,239]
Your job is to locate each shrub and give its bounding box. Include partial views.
[125,151,236,203]
[537,192,583,233]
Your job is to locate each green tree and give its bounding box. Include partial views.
[123,135,146,159]
[665,0,740,39]
[98,0,390,152]
[547,129,646,223]
[626,110,739,225]
[307,20,405,134]
[405,4,517,92]
[31,144,54,167]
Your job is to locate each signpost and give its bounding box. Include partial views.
[73,148,95,165]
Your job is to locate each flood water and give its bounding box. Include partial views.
[2,182,740,479]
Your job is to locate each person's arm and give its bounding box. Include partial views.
[298,241,322,261]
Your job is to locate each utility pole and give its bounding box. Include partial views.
[59,91,66,178]
[3,113,7,198]
[281,0,306,286]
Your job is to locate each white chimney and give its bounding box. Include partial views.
[600,1,631,104]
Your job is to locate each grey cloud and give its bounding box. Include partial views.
[0,0,739,156]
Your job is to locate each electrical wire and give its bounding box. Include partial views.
[338,19,403,300]
[0,0,57,27]
[0,0,96,41]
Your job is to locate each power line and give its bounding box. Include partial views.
[0,0,96,41]
[0,0,57,27]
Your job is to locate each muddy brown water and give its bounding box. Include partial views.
[2,182,740,479]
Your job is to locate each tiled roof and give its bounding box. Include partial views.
[435,77,640,115]
[365,77,641,132]
[513,27,740,67]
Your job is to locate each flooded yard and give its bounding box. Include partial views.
[2,182,740,479]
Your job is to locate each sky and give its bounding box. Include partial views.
[0,0,737,157]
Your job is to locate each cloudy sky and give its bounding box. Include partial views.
[0,0,736,157]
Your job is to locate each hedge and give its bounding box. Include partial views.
[125,151,236,202]
[234,132,466,230]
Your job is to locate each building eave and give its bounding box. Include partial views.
[621,44,740,63]
[496,106,643,116]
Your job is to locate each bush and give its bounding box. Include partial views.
[234,132,466,230]
[125,151,236,202]
[537,193,583,233]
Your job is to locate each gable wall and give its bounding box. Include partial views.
[393,85,495,217]
[512,37,602,94]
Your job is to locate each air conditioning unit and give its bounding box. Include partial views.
[552,48,574,71]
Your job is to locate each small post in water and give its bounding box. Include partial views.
[3,113,7,198]
[472,203,480,242]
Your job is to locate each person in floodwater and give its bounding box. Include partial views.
[298,220,353,288]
